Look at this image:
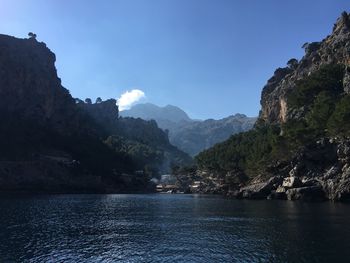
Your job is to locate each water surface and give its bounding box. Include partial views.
[0,194,349,262]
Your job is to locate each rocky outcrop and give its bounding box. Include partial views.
[78,99,119,134]
[187,12,350,202]
[259,12,350,125]
[0,34,88,135]
[235,176,283,199]
[0,33,192,192]
[286,186,325,201]
[230,137,350,201]
[225,12,350,202]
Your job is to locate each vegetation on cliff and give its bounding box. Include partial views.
[121,103,256,156]
[196,64,348,179]
[0,34,191,193]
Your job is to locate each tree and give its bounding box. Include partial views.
[306,91,335,132]
[75,98,83,104]
[327,95,350,136]
[287,58,298,70]
[28,32,37,39]
[85,98,92,104]
[302,42,321,55]
[341,11,350,28]
[95,97,102,104]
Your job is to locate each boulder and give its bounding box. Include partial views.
[286,186,326,201]
[276,186,286,193]
[268,190,287,200]
[282,176,302,188]
[239,176,283,199]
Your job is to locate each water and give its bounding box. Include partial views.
[0,194,350,263]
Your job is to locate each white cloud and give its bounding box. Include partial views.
[117,89,145,111]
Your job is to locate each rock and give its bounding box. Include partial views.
[286,186,326,201]
[268,190,287,200]
[224,135,350,202]
[323,166,340,180]
[0,33,191,193]
[343,66,350,94]
[78,98,119,134]
[239,176,283,199]
[276,186,286,193]
[282,176,302,188]
[331,166,350,201]
[301,178,321,187]
[258,12,350,125]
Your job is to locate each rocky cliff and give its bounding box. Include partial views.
[0,34,91,135]
[0,33,191,193]
[193,12,350,201]
[79,100,193,173]
[259,12,350,125]
[77,99,119,135]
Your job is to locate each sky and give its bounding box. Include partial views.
[0,0,349,119]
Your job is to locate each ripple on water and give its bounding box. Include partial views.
[0,195,350,262]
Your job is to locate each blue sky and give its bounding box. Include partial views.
[0,0,349,119]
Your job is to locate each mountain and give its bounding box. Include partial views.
[190,12,350,201]
[169,114,256,156]
[120,103,191,122]
[0,34,191,193]
[121,103,256,155]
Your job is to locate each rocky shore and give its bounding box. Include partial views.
[215,137,350,202]
[187,12,350,202]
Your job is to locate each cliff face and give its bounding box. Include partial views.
[193,12,350,201]
[0,34,136,192]
[78,99,119,134]
[259,12,350,125]
[0,34,109,141]
[0,33,192,192]
[79,100,192,173]
[0,34,83,134]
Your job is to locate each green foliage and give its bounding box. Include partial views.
[288,64,344,109]
[0,111,134,178]
[282,119,311,146]
[196,125,282,177]
[114,118,193,175]
[105,135,163,175]
[117,118,169,147]
[287,58,298,69]
[327,94,350,136]
[196,64,347,179]
[283,64,345,143]
[306,91,337,132]
[28,32,37,39]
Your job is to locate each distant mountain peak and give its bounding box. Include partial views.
[120,102,256,156]
[120,103,191,122]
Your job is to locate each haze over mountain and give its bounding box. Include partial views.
[121,103,256,155]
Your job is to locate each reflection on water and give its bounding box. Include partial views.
[0,194,349,262]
